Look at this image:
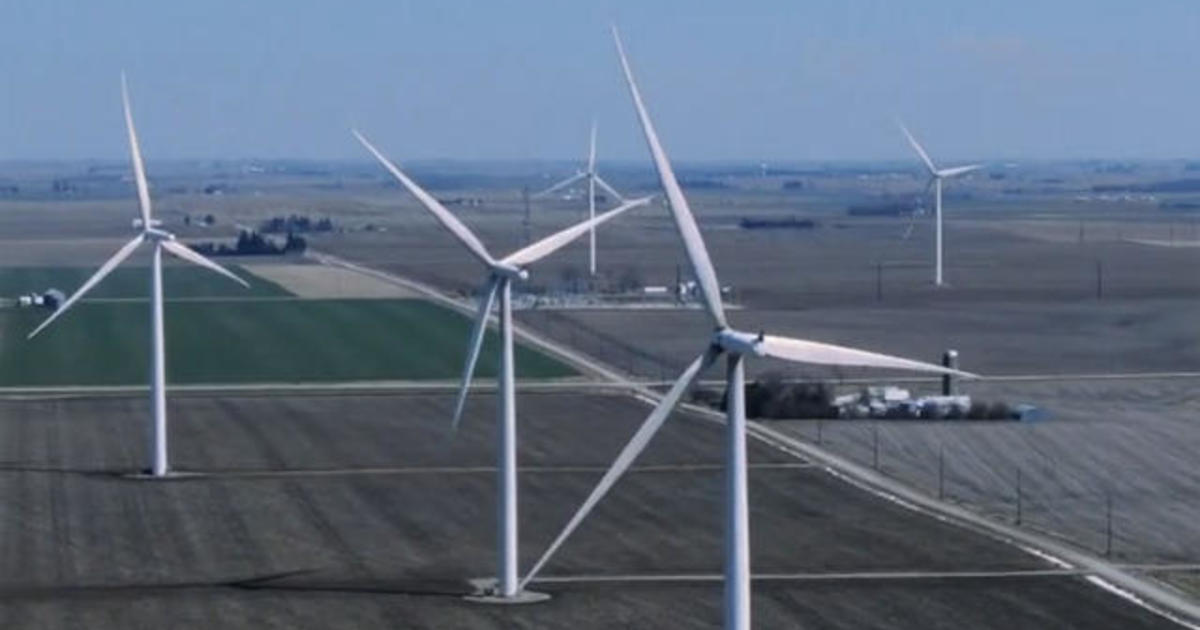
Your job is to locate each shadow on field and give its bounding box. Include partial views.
[0,462,129,478]
[232,572,471,598]
[0,568,480,601]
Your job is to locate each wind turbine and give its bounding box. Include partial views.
[533,121,626,275]
[898,122,982,287]
[353,129,652,603]
[27,75,249,478]
[518,28,976,630]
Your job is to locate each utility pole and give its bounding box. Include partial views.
[1095,260,1103,300]
[872,423,880,471]
[937,444,945,500]
[1015,467,1023,526]
[1105,492,1113,557]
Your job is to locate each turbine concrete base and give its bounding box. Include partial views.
[122,470,201,481]
[463,591,551,605]
[464,579,551,605]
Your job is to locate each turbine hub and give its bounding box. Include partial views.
[493,264,529,282]
[714,328,766,358]
[144,228,176,242]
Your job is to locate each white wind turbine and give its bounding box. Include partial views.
[533,121,626,275]
[519,28,977,630]
[353,129,652,603]
[28,75,249,478]
[898,122,982,287]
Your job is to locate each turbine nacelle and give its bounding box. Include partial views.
[132,218,163,230]
[935,164,983,180]
[491,264,530,282]
[714,328,767,358]
[143,227,176,242]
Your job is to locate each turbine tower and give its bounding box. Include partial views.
[518,28,976,630]
[533,121,626,275]
[898,122,982,287]
[28,75,249,478]
[353,129,651,603]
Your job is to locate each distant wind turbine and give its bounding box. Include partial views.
[28,75,249,478]
[898,122,982,286]
[519,28,977,630]
[533,121,626,275]
[353,128,651,603]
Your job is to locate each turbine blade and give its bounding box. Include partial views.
[452,277,500,431]
[353,129,497,267]
[937,164,983,179]
[760,335,977,378]
[613,26,727,329]
[501,195,653,267]
[121,73,153,227]
[533,171,587,199]
[161,239,250,288]
[901,212,918,240]
[902,177,936,240]
[520,346,720,588]
[28,234,145,339]
[593,174,625,203]
[897,120,938,176]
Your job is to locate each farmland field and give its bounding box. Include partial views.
[0,161,1196,626]
[0,392,1172,629]
[0,298,575,385]
[0,265,291,299]
[304,177,1200,607]
[771,377,1200,564]
[242,263,419,299]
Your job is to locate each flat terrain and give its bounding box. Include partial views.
[306,185,1200,608]
[1,299,574,385]
[314,204,1200,309]
[243,263,418,299]
[772,377,1200,564]
[1,163,1197,626]
[0,265,290,299]
[0,392,1174,629]
[519,296,1200,379]
[312,201,1200,381]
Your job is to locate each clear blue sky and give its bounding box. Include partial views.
[1,0,1197,162]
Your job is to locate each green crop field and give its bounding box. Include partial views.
[0,266,291,299]
[0,298,575,385]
